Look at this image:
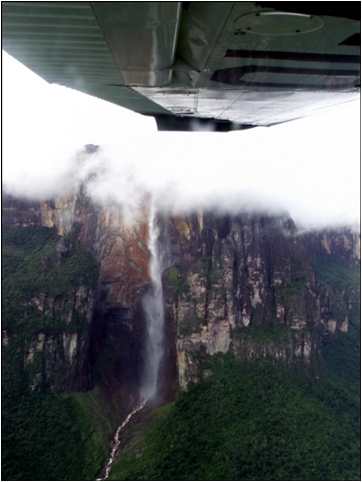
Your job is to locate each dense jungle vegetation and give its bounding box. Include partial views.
[2,226,108,481]
[110,353,360,481]
[2,225,360,481]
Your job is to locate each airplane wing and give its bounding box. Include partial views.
[2,2,360,131]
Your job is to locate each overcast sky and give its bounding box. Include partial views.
[2,51,360,229]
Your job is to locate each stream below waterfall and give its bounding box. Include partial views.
[96,399,148,481]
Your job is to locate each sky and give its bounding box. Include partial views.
[2,51,360,229]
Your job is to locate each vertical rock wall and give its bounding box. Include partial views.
[161,212,360,389]
[2,195,98,392]
[3,188,360,399]
[39,187,153,409]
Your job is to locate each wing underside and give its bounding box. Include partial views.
[2,1,360,130]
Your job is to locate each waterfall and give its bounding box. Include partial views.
[97,203,165,480]
[140,203,165,401]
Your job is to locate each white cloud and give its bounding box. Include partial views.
[2,51,360,229]
[2,52,155,198]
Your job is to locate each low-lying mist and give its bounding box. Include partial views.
[3,52,360,230]
[4,120,360,230]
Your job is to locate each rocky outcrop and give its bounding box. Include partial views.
[21,286,95,391]
[3,184,153,411]
[39,187,153,408]
[2,226,97,393]
[2,193,43,227]
[40,186,151,306]
[161,212,360,389]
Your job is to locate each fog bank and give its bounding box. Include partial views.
[3,51,360,229]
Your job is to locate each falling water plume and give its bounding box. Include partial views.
[141,203,165,401]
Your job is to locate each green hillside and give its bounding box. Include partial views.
[110,356,360,481]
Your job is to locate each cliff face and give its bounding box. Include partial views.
[3,195,98,393]
[161,212,360,389]
[3,185,360,481]
[41,189,153,409]
[3,190,360,398]
[3,189,152,481]
[3,188,154,412]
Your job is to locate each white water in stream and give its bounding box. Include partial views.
[96,399,147,481]
[98,204,165,480]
